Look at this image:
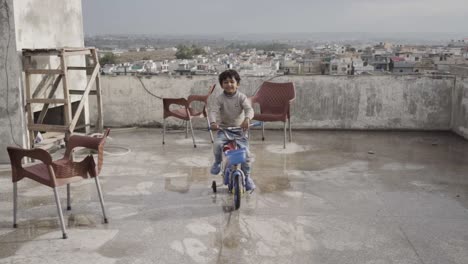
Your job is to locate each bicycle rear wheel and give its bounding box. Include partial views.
[233,172,241,210]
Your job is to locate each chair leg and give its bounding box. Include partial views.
[283,121,287,149]
[188,118,196,148]
[185,121,189,139]
[13,182,17,228]
[94,176,108,224]
[162,119,166,145]
[206,118,214,143]
[288,118,292,142]
[53,187,67,239]
[261,122,265,141]
[67,184,71,210]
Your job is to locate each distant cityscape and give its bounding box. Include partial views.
[85,34,468,77]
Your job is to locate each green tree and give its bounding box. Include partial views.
[175,45,193,59]
[192,45,206,55]
[99,53,117,65]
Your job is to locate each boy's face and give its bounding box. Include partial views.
[221,77,239,95]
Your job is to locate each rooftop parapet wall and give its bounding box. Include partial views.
[452,77,468,139]
[91,75,454,133]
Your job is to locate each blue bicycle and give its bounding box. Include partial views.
[211,127,250,210]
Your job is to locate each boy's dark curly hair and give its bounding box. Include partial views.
[218,69,241,85]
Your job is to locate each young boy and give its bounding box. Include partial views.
[209,69,256,191]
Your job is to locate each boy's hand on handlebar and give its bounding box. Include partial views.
[210,123,219,131]
[240,118,250,131]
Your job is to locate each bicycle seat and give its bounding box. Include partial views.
[223,142,236,153]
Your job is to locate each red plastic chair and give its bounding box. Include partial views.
[250,81,296,148]
[162,84,216,148]
[6,129,110,239]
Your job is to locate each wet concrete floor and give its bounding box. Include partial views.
[0,128,468,263]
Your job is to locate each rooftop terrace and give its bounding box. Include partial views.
[1,128,468,263]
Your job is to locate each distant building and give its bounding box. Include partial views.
[101,64,116,75]
[352,59,374,75]
[298,58,322,75]
[370,55,391,71]
[174,60,193,75]
[414,58,436,73]
[330,58,352,75]
[128,47,140,52]
[396,52,422,63]
[193,63,217,75]
[140,46,155,52]
[159,60,169,73]
[280,59,301,75]
[393,61,416,74]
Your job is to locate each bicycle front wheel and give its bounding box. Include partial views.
[233,172,241,210]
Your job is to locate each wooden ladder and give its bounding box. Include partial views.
[22,47,104,148]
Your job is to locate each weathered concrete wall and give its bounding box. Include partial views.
[452,77,468,139]
[13,0,87,112]
[447,65,468,78]
[89,76,220,128]
[91,75,454,131]
[0,0,86,163]
[0,0,26,163]
[290,76,452,130]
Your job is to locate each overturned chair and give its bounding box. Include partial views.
[6,129,111,239]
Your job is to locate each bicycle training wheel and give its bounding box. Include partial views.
[233,173,241,210]
[212,180,217,193]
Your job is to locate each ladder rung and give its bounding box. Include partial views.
[25,69,64,74]
[69,90,97,95]
[27,98,68,104]
[68,66,95,70]
[29,124,69,132]
[63,50,92,56]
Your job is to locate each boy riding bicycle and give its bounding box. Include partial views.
[209,69,256,191]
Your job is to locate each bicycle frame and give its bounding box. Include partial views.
[214,127,248,210]
[220,129,247,185]
[210,122,261,210]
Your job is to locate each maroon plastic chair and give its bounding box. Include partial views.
[250,81,296,148]
[6,129,110,239]
[162,84,216,148]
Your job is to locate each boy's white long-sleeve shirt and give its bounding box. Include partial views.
[208,91,254,127]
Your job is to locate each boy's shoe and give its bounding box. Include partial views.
[210,162,221,175]
[245,176,256,192]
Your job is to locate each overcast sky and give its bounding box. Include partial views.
[81,0,468,35]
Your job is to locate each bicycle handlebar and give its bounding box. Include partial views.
[213,121,262,141]
[218,127,245,141]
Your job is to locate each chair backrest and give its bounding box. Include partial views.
[254,81,296,115]
[63,128,110,176]
[7,147,53,183]
[187,84,216,117]
[162,98,189,119]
